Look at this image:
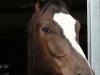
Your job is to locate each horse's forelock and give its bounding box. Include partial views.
[36,0,69,15]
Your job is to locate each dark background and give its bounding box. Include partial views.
[0,0,87,75]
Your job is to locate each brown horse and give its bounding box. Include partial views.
[28,0,94,75]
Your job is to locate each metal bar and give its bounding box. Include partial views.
[87,0,100,75]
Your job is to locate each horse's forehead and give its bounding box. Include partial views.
[53,13,76,36]
[53,12,86,59]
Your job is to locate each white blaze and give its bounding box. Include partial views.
[53,12,93,75]
[53,12,86,59]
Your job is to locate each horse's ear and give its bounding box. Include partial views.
[35,0,47,13]
[35,1,41,13]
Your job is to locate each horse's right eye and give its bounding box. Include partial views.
[42,27,51,33]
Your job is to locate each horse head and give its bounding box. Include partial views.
[28,0,95,75]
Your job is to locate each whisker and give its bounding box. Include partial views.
[21,3,35,8]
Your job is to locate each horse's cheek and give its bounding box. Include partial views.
[47,38,68,57]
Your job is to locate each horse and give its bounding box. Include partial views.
[27,0,95,75]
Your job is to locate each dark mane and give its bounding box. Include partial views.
[27,13,37,75]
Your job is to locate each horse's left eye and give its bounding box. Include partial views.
[42,27,51,33]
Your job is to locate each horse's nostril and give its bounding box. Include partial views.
[77,74,81,75]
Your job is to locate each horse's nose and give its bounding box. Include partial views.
[76,69,83,75]
[76,71,83,75]
[77,74,81,75]
[75,68,93,75]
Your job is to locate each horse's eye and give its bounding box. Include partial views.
[42,27,51,33]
